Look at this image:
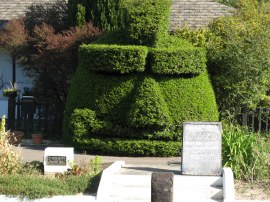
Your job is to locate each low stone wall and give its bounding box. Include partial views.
[170,0,234,30]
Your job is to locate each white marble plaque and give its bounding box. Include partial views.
[181,122,222,176]
[44,147,74,175]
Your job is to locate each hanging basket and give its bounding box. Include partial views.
[3,91,18,98]
[9,131,24,145]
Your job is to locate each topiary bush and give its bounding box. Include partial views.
[73,137,181,157]
[64,0,219,156]
[79,44,148,74]
[126,0,171,47]
[149,47,206,75]
[128,77,172,129]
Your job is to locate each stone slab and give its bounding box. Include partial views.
[181,122,222,176]
[44,147,74,175]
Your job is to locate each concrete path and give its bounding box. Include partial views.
[14,145,181,166]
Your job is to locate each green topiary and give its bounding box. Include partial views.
[70,108,100,138]
[126,0,171,47]
[73,137,181,157]
[128,77,172,128]
[149,47,206,75]
[65,66,218,143]
[64,0,219,156]
[79,44,148,74]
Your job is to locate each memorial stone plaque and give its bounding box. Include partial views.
[181,122,222,176]
[47,156,67,166]
[44,147,74,175]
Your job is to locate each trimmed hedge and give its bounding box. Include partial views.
[157,35,194,49]
[79,44,148,74]
[64,0,219,156]
[64,68,218,142]
[73,137,181,157]
[92,31,130,45]
[126,0,171,47]
[128,77,172,128]
[149,47,207,75]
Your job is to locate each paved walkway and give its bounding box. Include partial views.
[15,144,181,166]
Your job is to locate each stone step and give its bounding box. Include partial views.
[112,174,222,187]
[110,187,150,200]
[110,200,150,202]
[174,175,222,187]
[109,185,223,200]
[109,199,223,202]
[174,186,223,200]
[109,174,223,201]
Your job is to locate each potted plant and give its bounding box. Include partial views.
[32,132,43,144]
[3,81,18,98]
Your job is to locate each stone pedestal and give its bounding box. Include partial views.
[151,172,173,202]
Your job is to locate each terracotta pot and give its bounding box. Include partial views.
[32,133,43,144]
[9,131,24,145]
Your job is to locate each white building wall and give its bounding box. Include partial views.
[0,50,33,117]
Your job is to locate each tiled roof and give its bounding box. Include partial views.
[0,0,57,21]
[170,0,234,30]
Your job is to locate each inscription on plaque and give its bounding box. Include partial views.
[47,156,66,166]
[181,122,222,176]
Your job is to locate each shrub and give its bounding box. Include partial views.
[0,116,22,175]
[173,26,220,48]
[149,47,206,75]
[69,108,101,138]
[79,44,148,74]
[156,35,194,48]
[76,4,86,26]
[126,0,171,46]
[63,0,219,156]
[68,0,126,30]
[74,137,181,157]
[128,77,172,128]
[91,30,130,45]
[90,156,102,175]
[65,68,218,142]
[222,123,270,181]
[207,0,270,114]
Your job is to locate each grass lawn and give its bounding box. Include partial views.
[0,174,99,199]
[0,160,107,200]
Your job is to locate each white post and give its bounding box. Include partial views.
[223,167,235,202]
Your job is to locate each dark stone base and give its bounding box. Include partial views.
[151,172,173,202]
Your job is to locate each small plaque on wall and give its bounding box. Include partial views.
[46,156,67,166]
